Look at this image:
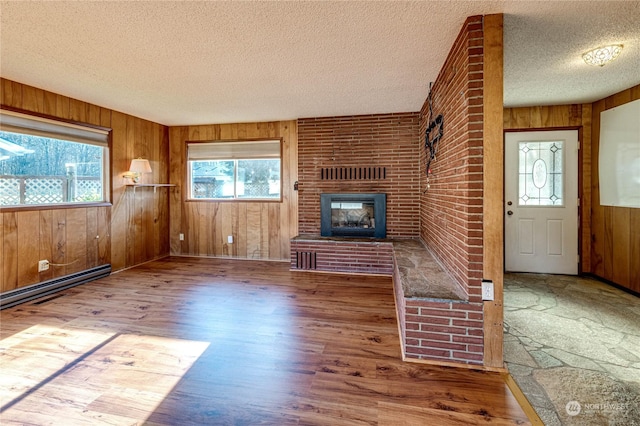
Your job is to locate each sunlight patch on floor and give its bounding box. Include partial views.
[0,323,209,424]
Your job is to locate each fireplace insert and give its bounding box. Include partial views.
[320,193,386,238]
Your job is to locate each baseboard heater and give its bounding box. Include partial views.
[0,264,111,310]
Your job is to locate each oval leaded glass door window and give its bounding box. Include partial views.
[518,141,563,206]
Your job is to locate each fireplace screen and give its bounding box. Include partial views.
[320,193,386,238]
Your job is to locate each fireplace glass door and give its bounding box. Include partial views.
[331,201,375,232]
[320,193,386,238]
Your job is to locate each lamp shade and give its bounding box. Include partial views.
[129,159,152,174]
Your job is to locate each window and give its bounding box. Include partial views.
[0,109,110,207]
[187,140,281,200]
[518,140,563,206]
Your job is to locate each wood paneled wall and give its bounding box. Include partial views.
[503,103,593,274]
[1,207,110,291]
[168,121,298,261]
[591,85,640,293]
[1,78,170,293]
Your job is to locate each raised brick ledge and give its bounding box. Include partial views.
[290,235,394,276]
[291,235,481,364]
[291,235,466,302]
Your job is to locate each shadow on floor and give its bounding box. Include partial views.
[504,273,640,426]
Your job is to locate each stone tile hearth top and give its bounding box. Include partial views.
[391,239,467,301]
[292,235,392,244]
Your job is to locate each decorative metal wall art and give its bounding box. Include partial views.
[425,113,444,175]
[423,82,444,192]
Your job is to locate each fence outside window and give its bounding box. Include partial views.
[0,175,102,206]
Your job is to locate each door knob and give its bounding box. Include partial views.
[507,210,513,215]
[507,201,512,206]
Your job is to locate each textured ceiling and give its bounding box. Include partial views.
[1,1,639,126]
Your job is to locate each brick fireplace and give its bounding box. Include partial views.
[297,113,421,238]
[292,14,499,367]
[292,113,419,275]
[293,191,390,274]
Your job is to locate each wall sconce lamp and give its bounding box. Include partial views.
[123,158,152,183]
[582,44,623,67]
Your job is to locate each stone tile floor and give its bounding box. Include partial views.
[504,273,640,425]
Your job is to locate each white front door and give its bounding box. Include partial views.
[505,130,578,275]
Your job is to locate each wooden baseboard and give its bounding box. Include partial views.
[170,254,289,263]
[110,255,171,274]
[503,372,545,425]
[403,355,508,373]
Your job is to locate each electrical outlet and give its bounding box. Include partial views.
[227,235,233,244]
[38,260,50,272]
[179,233,184,241]
[481,280,494,301]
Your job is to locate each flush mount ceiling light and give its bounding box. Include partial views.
[582,44,623,67]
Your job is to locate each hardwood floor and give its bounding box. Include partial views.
[1,257,530,425]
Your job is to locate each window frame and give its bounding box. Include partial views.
[0,106,112,211]
[185,138,283,202]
